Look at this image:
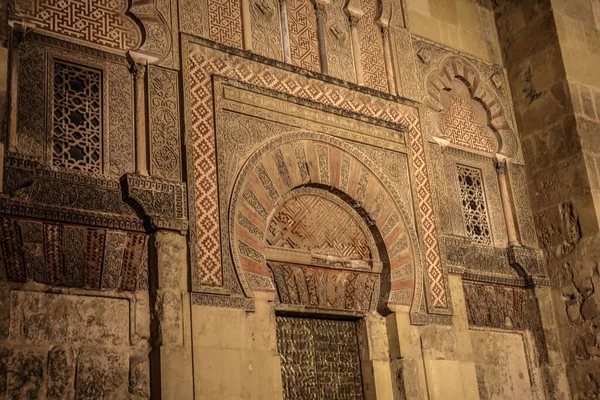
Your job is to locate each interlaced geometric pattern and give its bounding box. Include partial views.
[358,0,388,92]
[457,165,492,245]
[51,61,102,173]
[188,44,448,309]
[287,0,321,72]
[443,94,495,153]
[14,0,140,51]
[267,195,372,261]
[208,0,244,49]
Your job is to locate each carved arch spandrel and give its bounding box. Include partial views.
[229,131,424,315]
[424,56,519,158]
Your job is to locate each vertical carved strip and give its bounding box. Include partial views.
[0,218,24,282]
[102,231,127,289]
[357,0,388,92]
[108,64,135,176]
[508,164,538,247]
[323,0,355,82]
[20,221,45,284]
[43,224,64,285]
[7,26,24,151]
[148,66,181,180]
[286,0,320,72]
[16,41,45,158]
[63,226,86,287]
[391,28,419,101]
[85,229,106,289]
[120,233,146,291]
[251,0,284,60]
[209,0,244,48]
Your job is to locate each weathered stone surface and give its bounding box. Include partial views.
[47,346,72,399]
[75,349,128,400]
[9,291,129,346]
[6,349,45,399]
[129,356,150,398]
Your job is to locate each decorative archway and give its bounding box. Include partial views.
[425,56,518,158]
[229,131,422,313]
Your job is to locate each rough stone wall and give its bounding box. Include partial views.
[0,285,151,399]
[494,0,600,398]
[405,0,502,63]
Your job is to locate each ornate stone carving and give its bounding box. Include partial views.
[287,0,321,71]
[148,66,181,181]
[250,0,284,60]
[16,41,45,159]
[179,0,209,39]
[230,136,416,310]
[208,0,244,48]
[391,27,419,100]
[266,191,379,270]
[15,34,136,176]
[357,0,388,92]
[323,0,355,82]
[183,38,449,314]
[276,316,363,398]
[11,0,142,52]
[107,63,135,176]
[121,173,188,233]
[442,81,497,154]
[0,217,148,291]
[270,262,378,311]
[413,39,520,161]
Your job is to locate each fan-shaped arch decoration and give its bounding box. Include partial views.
[229,131,423,314]
[424,56,519,158]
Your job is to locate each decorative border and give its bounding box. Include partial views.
[182,36,451,314]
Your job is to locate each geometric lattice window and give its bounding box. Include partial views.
[52,61,102,173]
[457,164,492,245]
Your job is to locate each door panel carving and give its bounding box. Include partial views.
[276,316,364,399]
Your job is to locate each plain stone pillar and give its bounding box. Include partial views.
[149,231,194,399]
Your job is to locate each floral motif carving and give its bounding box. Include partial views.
[148,66,181,180]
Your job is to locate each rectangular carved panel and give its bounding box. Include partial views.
[208,0,244,48]
[287,0,320,72]
[250,0,284,61]
[148,66,182,180]
[358,0,388,92]
[323,0,355,82]
[276,316,364,399]
[13,0,140,51]
[391,28,419,101]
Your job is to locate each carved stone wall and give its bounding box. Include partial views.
[183,38,451,316]
[0,1,578,398]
